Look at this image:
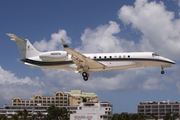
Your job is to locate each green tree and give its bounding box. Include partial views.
[37,111,43,120]
[137,113,146,120]
[61,108,71,120]
[129,113,138,120]
[164,112,171,120]
[17,111,23,120]
[112,113,121,120]
[120,113,129,120]
[172,113,179,120]
[12,114,19,120]
[47,104,62,120]
[23,109,28,120]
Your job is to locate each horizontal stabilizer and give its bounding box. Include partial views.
[6,33,26,43]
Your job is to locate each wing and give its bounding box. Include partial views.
[61,39,105,71]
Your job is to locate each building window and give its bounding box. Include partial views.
[60,93,63,97]
[56,93,59,96]
[43,98,46,100]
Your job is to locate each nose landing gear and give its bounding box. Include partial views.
[161,70,165,74]
[161,66,165,74]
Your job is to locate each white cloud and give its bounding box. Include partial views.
[118,0,180,60]
[178,0,180,7]
[33,29,71,51]
[141,77,168,90]
[0,66,46,105]
[78,21,123,53]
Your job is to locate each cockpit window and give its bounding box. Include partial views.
[152,53,159,57]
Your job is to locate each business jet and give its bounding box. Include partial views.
[7,33,175,81]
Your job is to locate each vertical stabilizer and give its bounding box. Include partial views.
[7,34,40,59]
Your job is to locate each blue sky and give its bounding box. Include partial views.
[1,0,180,113]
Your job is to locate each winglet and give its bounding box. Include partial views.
[61,38,69,48]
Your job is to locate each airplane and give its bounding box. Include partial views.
[7,33,175,81]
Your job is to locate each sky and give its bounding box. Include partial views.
[1,0,180,113]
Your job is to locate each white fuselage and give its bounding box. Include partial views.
[22,51,175,72]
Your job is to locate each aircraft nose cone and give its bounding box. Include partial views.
[161,57,175,64]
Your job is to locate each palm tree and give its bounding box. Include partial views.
[23,109,28,120]
[37,111,43,120]
[47,104,60,120]
[61,108,70,120]
[17,111,23,120]
[0,115,8,120]
[12,114,19,120]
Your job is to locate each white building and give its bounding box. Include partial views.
[70,102,113,120]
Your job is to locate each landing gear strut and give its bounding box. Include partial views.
[161,66,165,74]
[82,72,89,81]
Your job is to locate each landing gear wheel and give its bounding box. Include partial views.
[161,71,165,74]
[83,76,88,81]
[82,72,88,77]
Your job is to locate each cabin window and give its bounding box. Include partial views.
[119,56,121,58]
[128,55,130,58]
[99,56,101,59]
[109,56,112,58]
[152,53,159,57]
[123,55,126,58]
[104,56,106,58]
[94,56,96,59]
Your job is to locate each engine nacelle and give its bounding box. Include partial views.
[39,51,68,61]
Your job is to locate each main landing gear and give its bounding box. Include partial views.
[82,72,89,81]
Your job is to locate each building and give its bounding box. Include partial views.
[0,105,78,118]
[137,100,180,119]
[70,102,113,120]
[12,90,98,107]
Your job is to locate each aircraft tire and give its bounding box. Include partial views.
[82,72,88,77]
[161,71,165,74]
[83,76,88,81]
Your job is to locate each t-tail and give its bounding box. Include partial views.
[6,33,40,59]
